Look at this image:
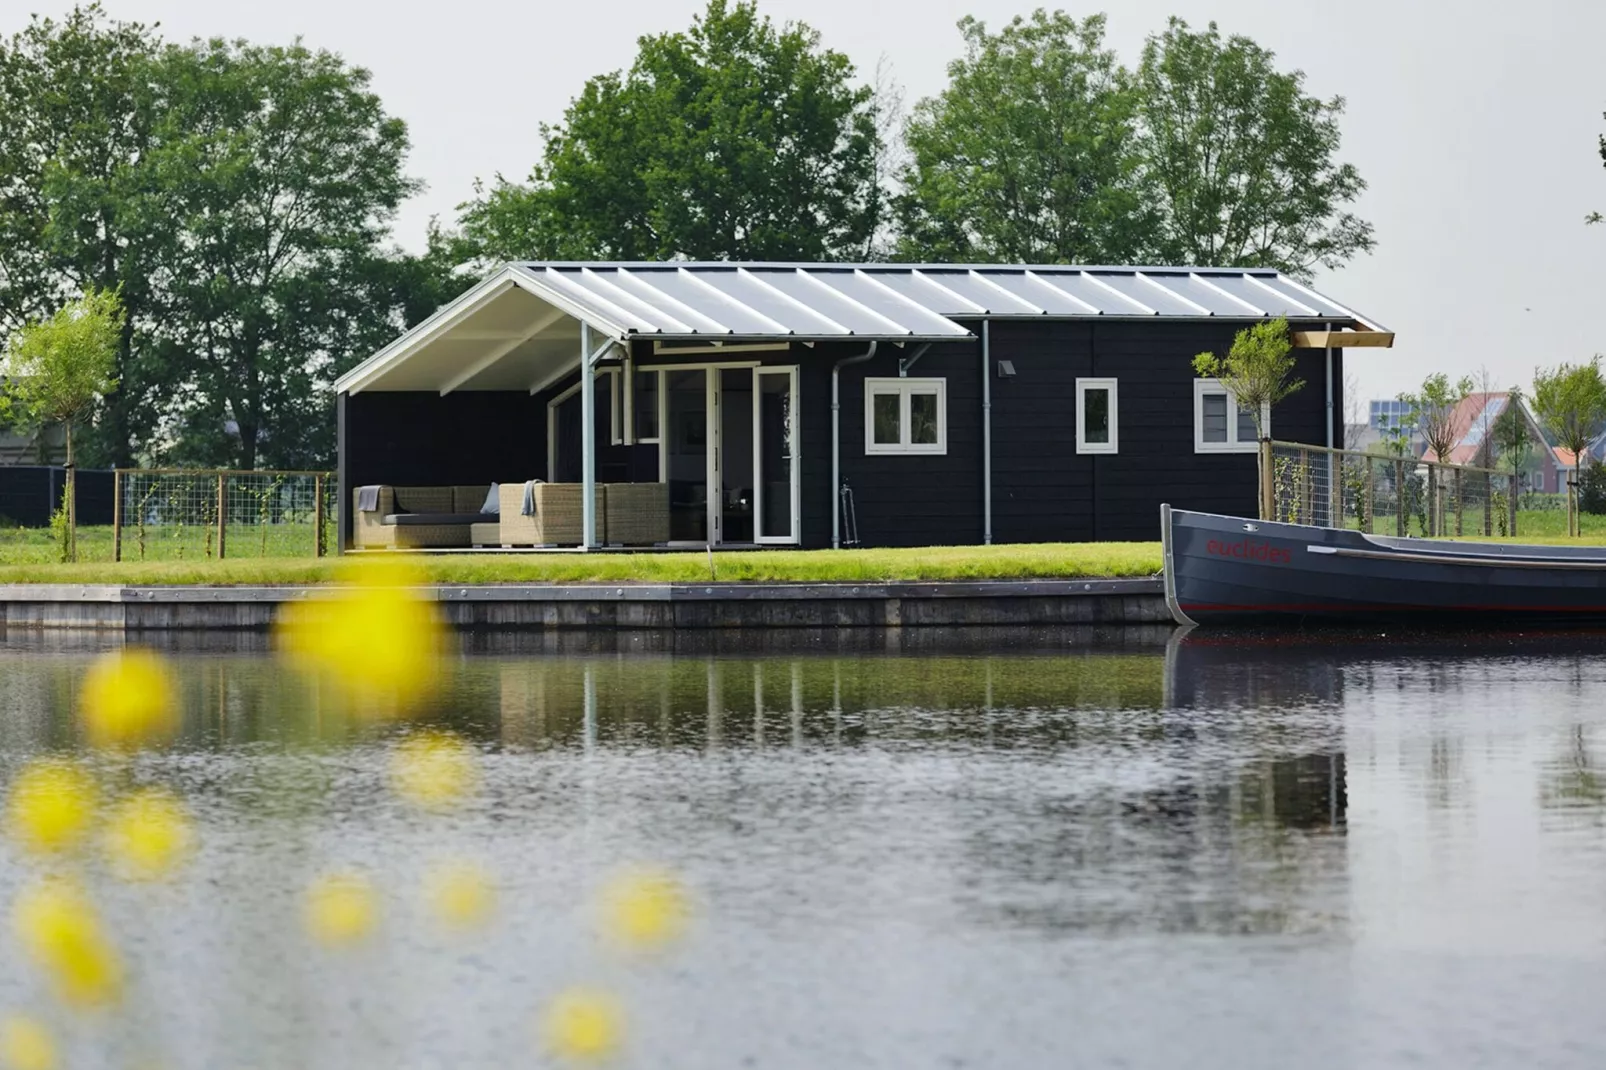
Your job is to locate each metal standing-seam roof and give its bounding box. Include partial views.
[512,262,1377,338]
[335,262,1388,395]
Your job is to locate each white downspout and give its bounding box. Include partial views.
[831,341,878,550]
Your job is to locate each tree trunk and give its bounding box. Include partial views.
[238,419,258,471]
[101,315,138,468]
[65,419,76,563]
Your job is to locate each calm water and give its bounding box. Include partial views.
[3,625,1606,1068]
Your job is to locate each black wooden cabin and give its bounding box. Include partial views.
[336,263,1392,551]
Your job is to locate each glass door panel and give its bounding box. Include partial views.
[719,368,755,544]
[757,369,796,542]
[665,370,709,542]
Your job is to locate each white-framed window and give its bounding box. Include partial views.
[865,377,946,455]
[1076,378,1119,454]
[1194,377,1268,453]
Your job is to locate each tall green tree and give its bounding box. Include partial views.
[1531,357,1606,537]
[452,0,881,263]
[0,5,168,466]
[1134,18,1373,280]
[894,12,1152,264]
[1,290,122,559]
[148,37,418,470]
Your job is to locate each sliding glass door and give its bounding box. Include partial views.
[665,370,709,542]
[636,363,798,546]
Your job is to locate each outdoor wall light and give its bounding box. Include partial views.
[996,360,1016,379]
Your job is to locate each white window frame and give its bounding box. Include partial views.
[865,377,947,456]
[1194,377,1269,454]
[1075,377,1119,455]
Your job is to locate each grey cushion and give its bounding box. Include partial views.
[383,512,497,527]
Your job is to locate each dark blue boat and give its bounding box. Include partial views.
[1162,505,1606,627]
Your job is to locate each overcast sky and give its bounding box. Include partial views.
[7,0,1605,407]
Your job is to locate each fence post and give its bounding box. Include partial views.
[1454,467,1463,537]
[1394,459,1406,537]
[1364,459,1375,534]
[1509,473,1519,538]
[314,474,326,558]
[112,469,123,563]
[1258,438,1274,520]
[216,473,227,560]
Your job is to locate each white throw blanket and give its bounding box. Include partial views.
[521,479,541,516]
[356,485,381,512]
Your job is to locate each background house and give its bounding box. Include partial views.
[1421,392,1567,493]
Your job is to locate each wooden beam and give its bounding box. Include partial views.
[1292,330,1395,349]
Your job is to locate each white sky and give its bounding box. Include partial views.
[6,0,1605,406]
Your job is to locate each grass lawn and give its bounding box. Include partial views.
[0,541,1165,586]
[0,522,327,565]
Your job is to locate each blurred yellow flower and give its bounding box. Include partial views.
[78,648,177,750]
[542,987,623,1062]
[104,790,193,882]
[5,761,94,856]
[0,1014,56,1070]
[390,731,478,811]
[425,859,496,930]
[275,558,448,718]
[600,867,690,952]
[304,872,378,948]
[12,880,123,1010]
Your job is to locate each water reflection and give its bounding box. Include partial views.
[5,627,1606,1066]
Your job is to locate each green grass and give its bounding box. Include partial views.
[0,522,326,565]
[1341,510,1606,546]
[0,541,1164,586]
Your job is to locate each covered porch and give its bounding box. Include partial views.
[332,263,969,552]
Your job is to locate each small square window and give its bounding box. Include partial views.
[865,378,946,455]
[1075,378,1118,454]
[1194,378,1268,453]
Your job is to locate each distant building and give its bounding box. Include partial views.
[1421,392,1568,493]
[1368,398,1415,433]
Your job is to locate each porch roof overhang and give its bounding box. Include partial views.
[334,261,1391,395]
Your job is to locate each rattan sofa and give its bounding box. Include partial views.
[352,485,495,549]
[602,483,670,546]
[490,482,670,547]
[496,483,600,547]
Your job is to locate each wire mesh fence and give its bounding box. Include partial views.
[111,470,336,562]
[1263,441,1520,539]
[0,468,337,564]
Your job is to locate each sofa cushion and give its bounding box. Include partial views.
[452,485,493,513]
[383,512,497,527]
[393,486,454,514]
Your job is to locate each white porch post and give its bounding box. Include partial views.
[581,322,598,549]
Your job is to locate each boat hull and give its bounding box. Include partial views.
[1162,505,1606,627]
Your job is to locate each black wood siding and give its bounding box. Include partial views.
[339,325,1342,550]
[987,320,1333,543]
[833,339,983,549]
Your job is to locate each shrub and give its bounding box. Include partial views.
[1580,461,1606,515]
